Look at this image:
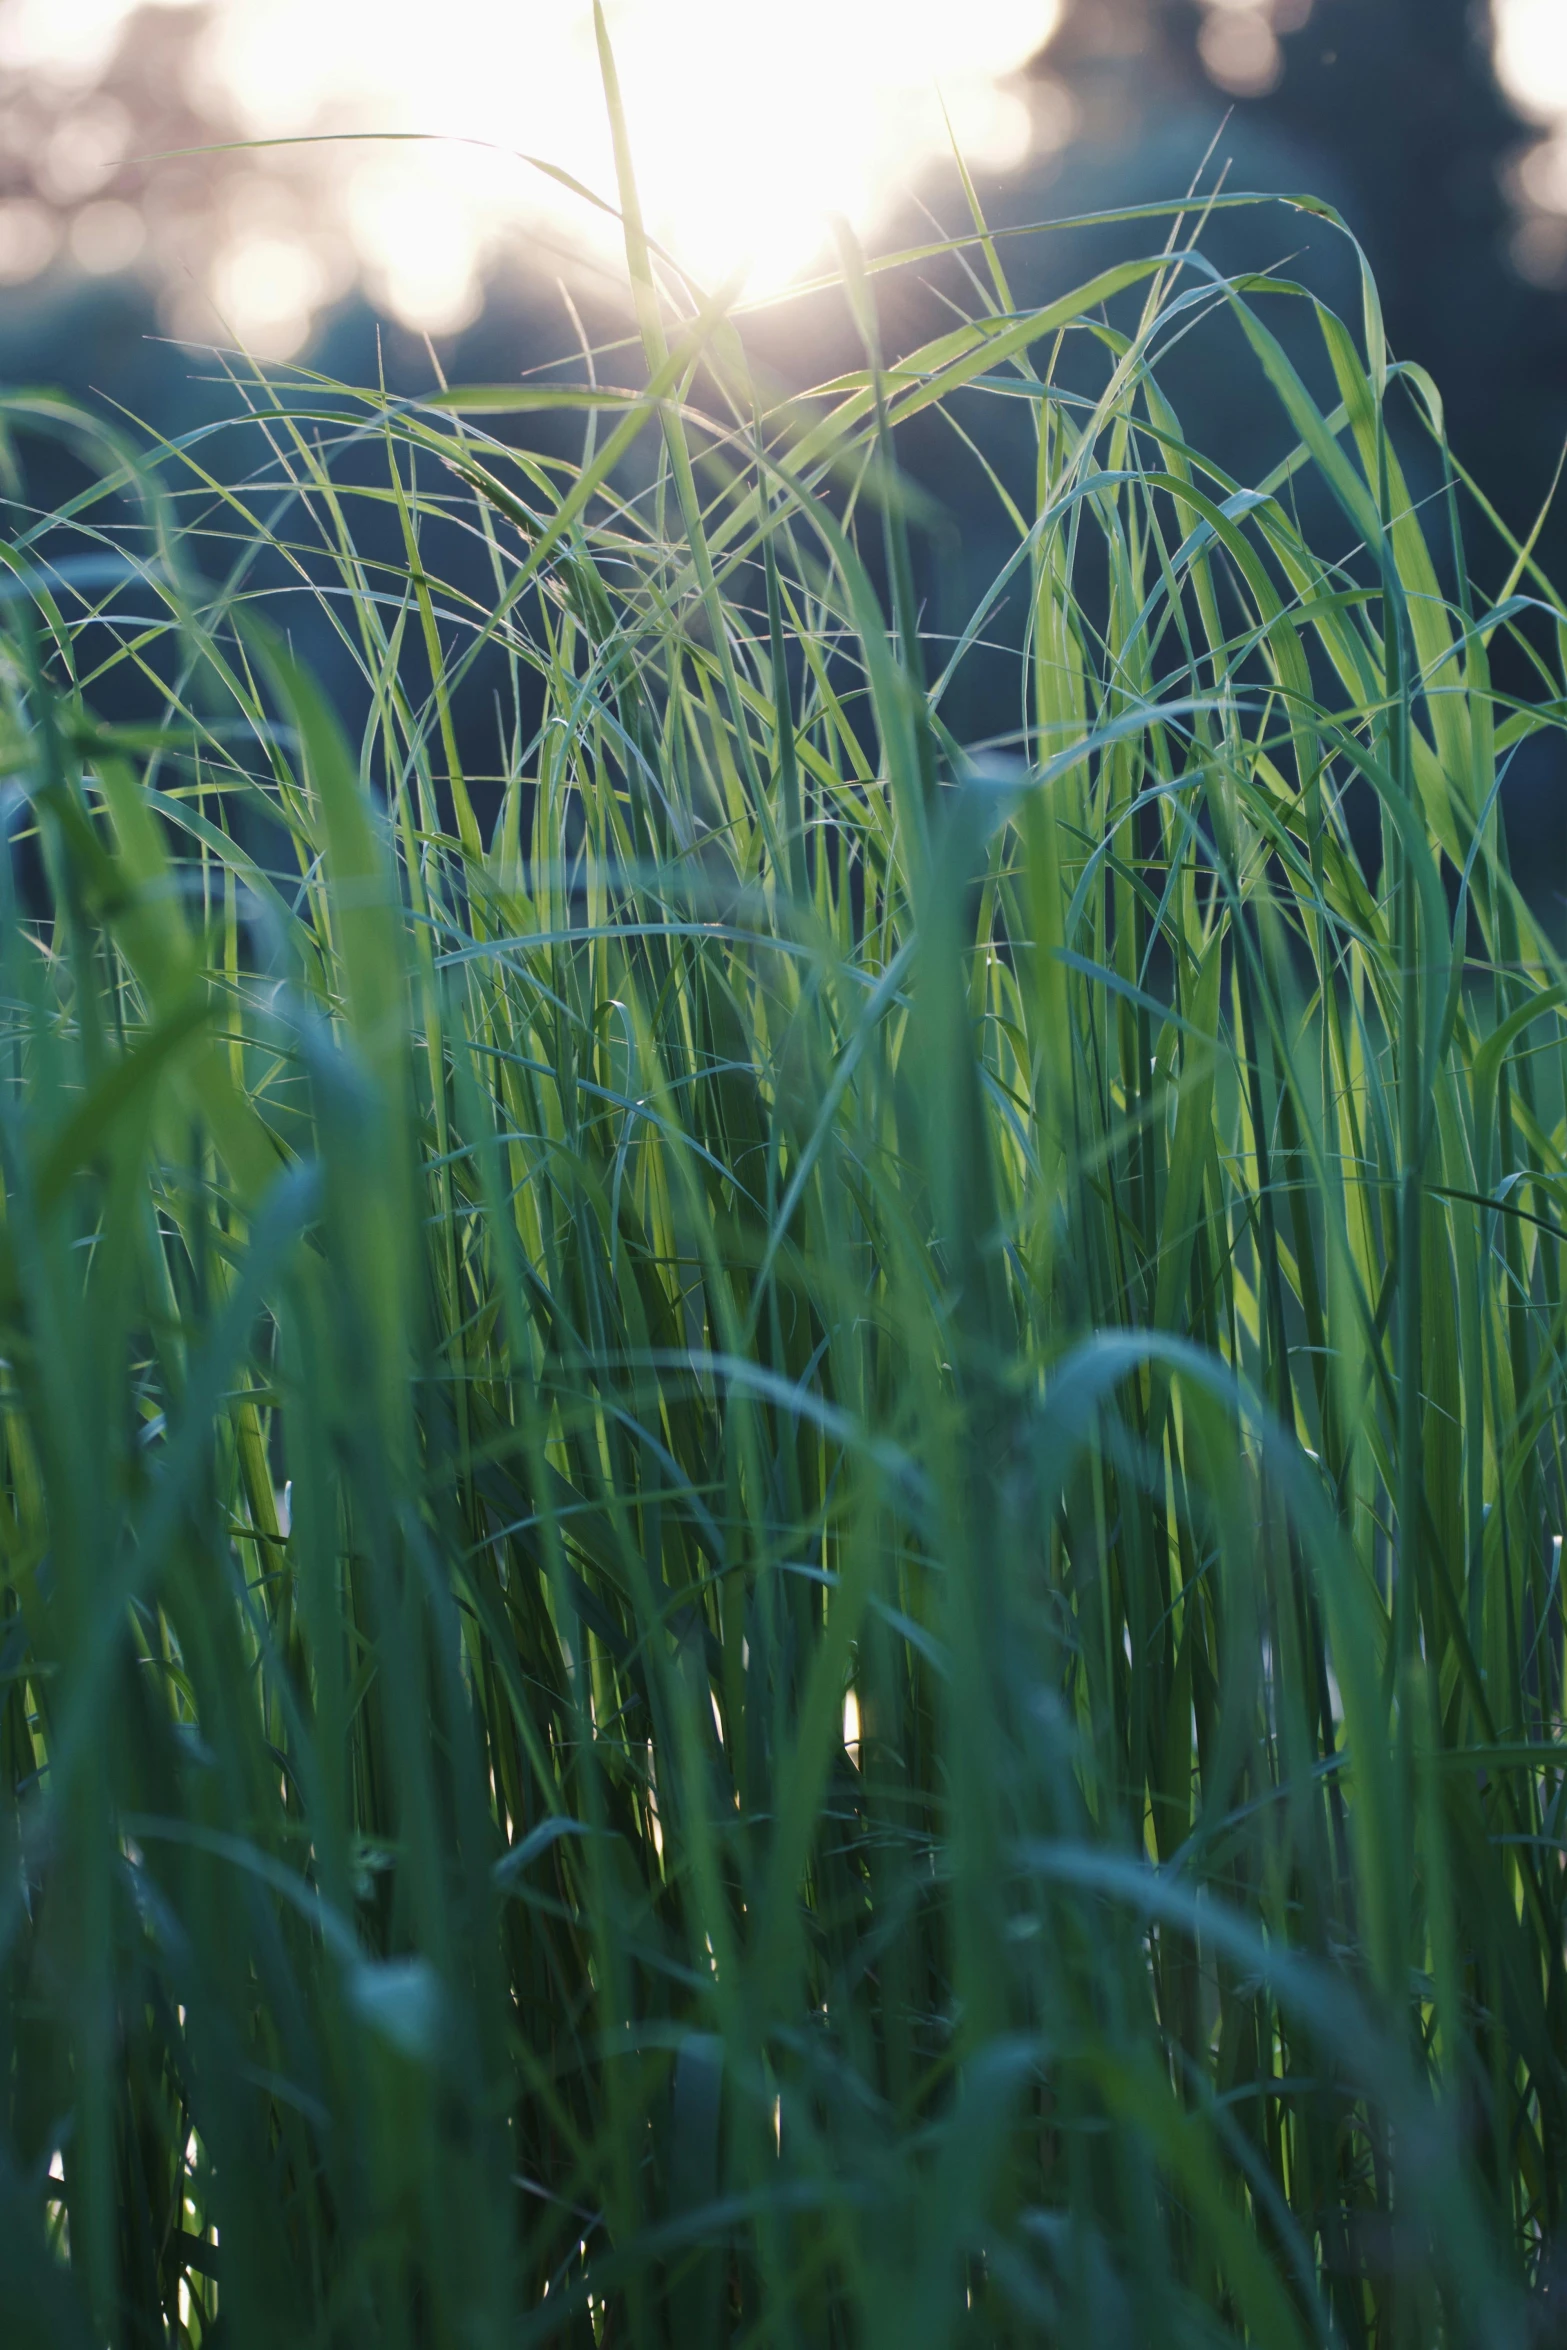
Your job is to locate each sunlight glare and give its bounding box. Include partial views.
[1494,0,1567,125]
[210,233,329,357]
[3,0,1062,332]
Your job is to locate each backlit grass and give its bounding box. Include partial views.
[1,93,1566,2350]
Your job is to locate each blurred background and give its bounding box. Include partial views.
[1,0,1562,889]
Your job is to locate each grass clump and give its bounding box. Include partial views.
[1,152,1566,2349]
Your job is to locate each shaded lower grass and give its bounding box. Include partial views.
[0,154,1565,2350]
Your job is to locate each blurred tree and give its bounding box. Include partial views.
[1015,0,1567,905]
[1199,0,1550,506]
[1034,0,1565,555]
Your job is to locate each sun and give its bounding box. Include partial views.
[201,0,1063,316]
[1495,0,1567,124]
[3,0,1064,346]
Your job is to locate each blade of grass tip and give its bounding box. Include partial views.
[940,95,1017,317]
[762,491,807,906]
[831,216,938,837]
[591,0,778,855]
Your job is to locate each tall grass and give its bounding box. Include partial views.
[1,114,1566,2349]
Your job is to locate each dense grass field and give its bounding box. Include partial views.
[3,82,1567,2348]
